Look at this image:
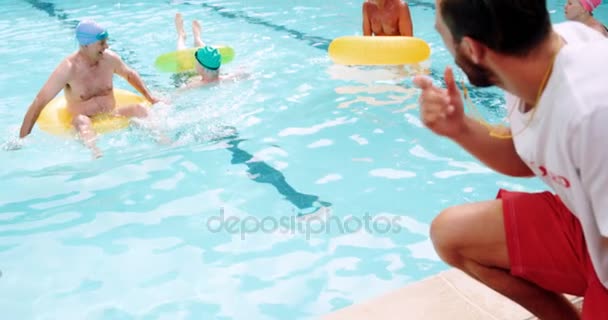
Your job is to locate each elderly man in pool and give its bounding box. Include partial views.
[362,0,414,36]
[18,19,159,158]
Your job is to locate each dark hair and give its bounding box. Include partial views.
[440,0,552,56]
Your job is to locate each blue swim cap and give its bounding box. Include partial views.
[75,20,108,46]
[194,46,221,70]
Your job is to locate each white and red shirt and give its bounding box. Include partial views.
[506,21,608,288]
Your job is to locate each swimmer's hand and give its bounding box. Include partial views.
[2,136,25,151]
[413,66,466,138]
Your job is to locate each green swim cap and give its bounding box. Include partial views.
[194,46,221,70]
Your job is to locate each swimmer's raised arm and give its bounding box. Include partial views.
[109,50,158,104]
[19,59,72,138]
[398,2,413,36]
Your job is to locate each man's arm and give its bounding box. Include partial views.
[414,68,534,177]
[574,108,608,236]
[362,2,372,36]
[110,51,158,104]
[451,117,534,177]
[19,60,71,138]
[398,3,414,37]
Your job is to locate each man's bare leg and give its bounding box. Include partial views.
[113,104,171,145]
[192,20,204,47]
[112,103,148,118]
[72,114,102,158]
[175,12,187,50]
[430,200,580,320]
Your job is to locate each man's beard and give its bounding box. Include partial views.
[454,48,494,87]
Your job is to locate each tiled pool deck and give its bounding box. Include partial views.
[322,269,582,320]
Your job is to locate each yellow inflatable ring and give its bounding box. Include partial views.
[328,36,431,65]
[154,45,235,73]
[36,89,150,136]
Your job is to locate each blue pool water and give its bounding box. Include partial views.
[1,0,605,319]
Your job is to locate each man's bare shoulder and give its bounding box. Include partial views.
[396,0,410,10]
[56,53,79,75]
[100,49,123,66]
[63,52,81,65]
[363,1,376,12]
[103,49,119,58]
[396,0,412,21]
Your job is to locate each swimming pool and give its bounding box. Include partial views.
[1,0,604,319]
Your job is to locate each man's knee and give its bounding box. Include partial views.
[138,104,149,116]
[430,206,469,266]
[113,104,148,118]
[132,104,149,118]
[430,200,506,269]
[72,114,92,129]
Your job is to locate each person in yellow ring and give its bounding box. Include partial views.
[173,13,247,89]
[173,13,221,87]
[18,19,160,158]
[362,0,413,36]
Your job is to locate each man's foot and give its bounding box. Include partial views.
[175,13,186,45]
[192,20,204,47]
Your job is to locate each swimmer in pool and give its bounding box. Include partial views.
[173,13,248,89]
[565,0,608,37]
[18,19,160,158]
[362,0,413,36]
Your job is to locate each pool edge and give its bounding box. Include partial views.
[320,268,582,320]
